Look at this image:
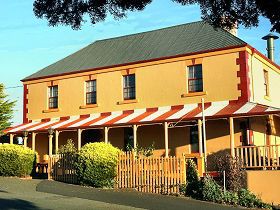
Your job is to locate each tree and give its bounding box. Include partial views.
[33,0,280,33]
[0,84,16,136]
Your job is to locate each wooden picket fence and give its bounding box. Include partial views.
[116,152,186,194]
[47,152,187,194]
[48,154,78,184]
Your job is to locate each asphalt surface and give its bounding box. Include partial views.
[0,177,243,210]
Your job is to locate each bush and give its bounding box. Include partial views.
[201,175,223,203]
[238,189,272,209]
[222,190,238,206]
[126,142,155,157]
[0,144,36,177]
[185,159,202,198]
[217,153,244,192]
[58,139,77,155]
[76,142,120,188]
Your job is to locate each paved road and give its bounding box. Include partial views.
[0,177,242,210]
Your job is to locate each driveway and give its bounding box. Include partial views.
[0,177,242,210]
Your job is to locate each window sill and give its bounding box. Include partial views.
[117,99,139,105]
[264,95,271,101]
[42,108,59,113]
[181,91,207,98]
[79,104,99,109]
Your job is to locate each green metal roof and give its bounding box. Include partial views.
[23,21,246,81]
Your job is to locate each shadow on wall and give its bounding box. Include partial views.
[206,149,248,189]
[206,149,231,171]
[0,198,42,210]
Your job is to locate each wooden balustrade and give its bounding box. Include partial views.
[235,145,280,169]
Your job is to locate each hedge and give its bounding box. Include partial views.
[76,142,120,188]
[0,144,37,177]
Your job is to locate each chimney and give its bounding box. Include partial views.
[262,33,279,62]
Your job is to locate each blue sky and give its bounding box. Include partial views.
[1,0,279,125]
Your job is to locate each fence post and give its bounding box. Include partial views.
[47,155,51,180]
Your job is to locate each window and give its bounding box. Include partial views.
[86,80,97,104]
[48,85,58,109]
[188,64,203,93]
[123,74,135,100]
[264,70,269,97]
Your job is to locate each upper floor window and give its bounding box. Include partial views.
[123,74,135,100]
[48,85,58,109]
[263,70,269,97]
[188,64,203,93]
[86,80,97,104]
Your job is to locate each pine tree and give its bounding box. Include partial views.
[0,83,16,136]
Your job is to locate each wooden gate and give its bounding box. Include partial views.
[48,154,78,184]
[116,152,186,194]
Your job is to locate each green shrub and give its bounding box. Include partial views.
[58,139,77,155]
[0,144,36,177]
[179,184,187,195]
[201,175,223,203]
[222,190,238,205]
[76,142,120,188]
[185,159,202,198]
[238,189,272,209]
[126,142,155,157]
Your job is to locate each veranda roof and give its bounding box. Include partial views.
[4,101,280,134]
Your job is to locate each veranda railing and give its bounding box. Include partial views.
[235,144,280,169]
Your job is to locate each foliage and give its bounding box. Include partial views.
[0,144,36,177]
[222,190,238,206]
[126,142,155,157]
[201,175,223,203]
[185,159,202,199]
[181,159,271,209]
[58,139,77,155]
[33,0,280,33]
[217,153,244,192]
[76,142,120,188]
[238,189,272,209]
[179,183,187,195]
[200,177,271,209]
[0,84,16,136]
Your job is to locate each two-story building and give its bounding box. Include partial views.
[4,21,280,169]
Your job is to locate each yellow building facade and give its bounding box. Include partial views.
[4,22,280,171]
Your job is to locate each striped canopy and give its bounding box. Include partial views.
[5,101,280,134]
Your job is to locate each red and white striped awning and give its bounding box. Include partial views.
[4,101,280,134]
